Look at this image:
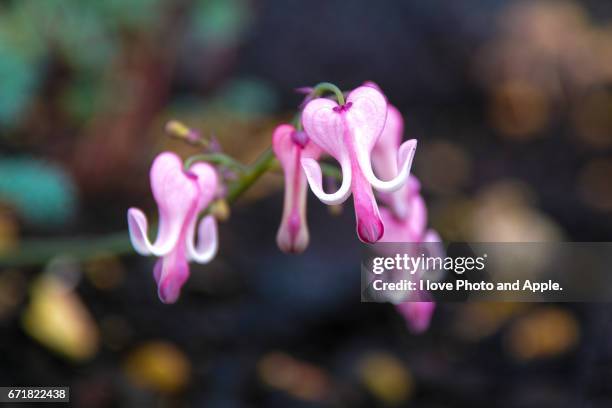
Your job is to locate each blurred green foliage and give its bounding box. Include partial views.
[192,0,250,46]
[0,157,76,226]
[214,78,279,117]
[0,0,164,128]
[0,0,254,129]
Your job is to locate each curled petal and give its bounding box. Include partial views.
[187,215,218,263]
[360,139,417,193]
[301,158,352,205]
[127,208,165,256]
[182,162,219,264]
[127,207,181,256]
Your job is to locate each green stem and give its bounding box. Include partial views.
[185,153,247,172]
[292,112,303,131]
[0,232,132,268]
[227,148,276,204]
[0,148,279,267]
[312,82,345,105]
[292,81,344,132]
[1,82,350,268]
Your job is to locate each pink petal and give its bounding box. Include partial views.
[346,87,415,193]
[362,80,381,90]
[301,99,354,205]
[127,152,199,256]
[273,124,298,167]
[189,161,218,213]
[351,161,384,243]
[127,208,155,255]
[363,139,417,193]
[301,158,352,205]
[371,104,404,182]
[395,301,436,334]
[185,162,219,263]
[273,125,312,253]
[379,176,428,242]
[301,97,347,163]
[343,87,389,244]
[407,194,427,240]
[187,215,218,263]
[345,86,388,154]
[371,105,409,217]
[154,246,190,304]
[379,207,414,242]
[423,229,442,243]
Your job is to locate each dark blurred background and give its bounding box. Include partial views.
[1,0,612,406]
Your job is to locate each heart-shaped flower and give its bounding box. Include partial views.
[127,152,218,303]
[301,85,417,243]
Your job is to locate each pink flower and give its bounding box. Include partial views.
[367,101,439,332]
[273,124,321,253]
[395,301,436,334]
[301,85,417,243]
[127,152,218,303]
[379,181,441,332]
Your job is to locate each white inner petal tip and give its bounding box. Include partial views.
[301,158,352,205]
[127,207,177,257]
[365,139,417,193]
[188,215,218,263]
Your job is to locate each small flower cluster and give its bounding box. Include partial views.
[127,81,440,332]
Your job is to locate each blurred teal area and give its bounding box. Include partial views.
[0,40,39,126]
[0,157,76,226]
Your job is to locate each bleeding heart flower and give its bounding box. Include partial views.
[273,124,321,253]
[375,155,440,334]
[379,180,441,333]
[301,85,417,243]
[372,119,443,333]
[127,152,218,303]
